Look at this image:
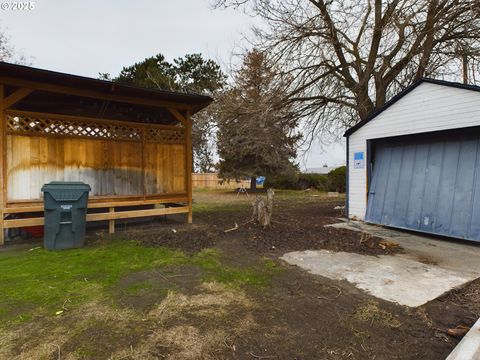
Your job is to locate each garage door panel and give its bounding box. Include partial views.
[468,146,480,239]
[434,141,461,235]
[405,143,429,229]
[419,142,444,233]
[366,145,391,223]
[390,144,416,227]
[381,145,403,225]
[450,138,478,237]
[366,133,480,241]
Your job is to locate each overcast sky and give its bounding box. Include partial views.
[0,0,345,169]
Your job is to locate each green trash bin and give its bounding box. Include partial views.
[41,182,91,250]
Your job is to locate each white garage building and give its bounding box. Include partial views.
[345,78,480,241]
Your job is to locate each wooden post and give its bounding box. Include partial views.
[109,207,115,234]
[185,111,193,224]
[141,127,146,201]
[0,85,4,245]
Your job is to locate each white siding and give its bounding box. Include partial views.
[348,82,480,219]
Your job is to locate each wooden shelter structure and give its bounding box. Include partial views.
[0,62,213,244]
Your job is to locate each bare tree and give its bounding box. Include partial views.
[0,25,29,64]
[214,0,480,138]
[0,30,14,62]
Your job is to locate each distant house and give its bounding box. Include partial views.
[305,166,340,175]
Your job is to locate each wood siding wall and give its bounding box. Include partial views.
[6,113,186,201]
[191,173,250,189]
[348,82,480,220]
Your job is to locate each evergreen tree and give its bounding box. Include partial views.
[217,49,301,189]
[105,53,226,172]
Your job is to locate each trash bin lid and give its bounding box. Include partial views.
[41,182,91,201]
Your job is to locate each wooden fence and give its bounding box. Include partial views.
[192,173,250,189]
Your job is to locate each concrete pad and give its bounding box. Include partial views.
[281,250,474,307]
[328,221,480,278]
[282,221,480,307]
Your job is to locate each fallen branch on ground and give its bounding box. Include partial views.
[317,286,342,300]
[223,218,255,233]
[249,352,277,359]
[49,344,61,360]
[446,325,470,338]
[224,223,239,233]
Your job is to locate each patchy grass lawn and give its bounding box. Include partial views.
[0,190,468,359]
[0,240,279,326]
[192,188,339,213]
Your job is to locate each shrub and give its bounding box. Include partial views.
[327,166,346,193]
[297,173,329,191]
[264,166,346,192]
[264,173,299,189]
[264,173,329,190]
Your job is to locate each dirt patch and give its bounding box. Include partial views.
[215,267,453,360]
[135,225,220,253]
[115,265,204,311]
[112,282,257,360]
[61,319,145,358]
[1,273,458,360]
[2,194,471,359]
[0,302,146,360]
[217,202,402,256]
[422,278,480,337]
[442,278,480,317]
[0,283,255,360]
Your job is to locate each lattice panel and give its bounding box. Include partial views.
[144,127,184,144]
[6,114,184,144]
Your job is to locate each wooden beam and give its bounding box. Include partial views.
[87,206,189,222]
[2,206,190,229]
[142,127,146,199]
[4,196,189,214]
[3,88,34,109]
[167,108,189,127]
[185,111,193,224]
[96,100,109,118]
[4,217,44,228]
[0,77,194,110]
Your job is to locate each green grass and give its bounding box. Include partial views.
[192,249,281,287]
[0,241,187,323]
[192,201,249,214]
[191,188,340,215]
[0,241,280,326]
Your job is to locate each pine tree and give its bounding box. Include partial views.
[217,50,301,189]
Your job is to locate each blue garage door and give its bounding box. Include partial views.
[365,131,480,241]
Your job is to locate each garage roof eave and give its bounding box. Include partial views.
[343,78,480,138]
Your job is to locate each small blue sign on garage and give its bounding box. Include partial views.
[354,152,365,169]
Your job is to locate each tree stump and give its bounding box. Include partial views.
[252,188,275,227]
